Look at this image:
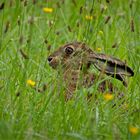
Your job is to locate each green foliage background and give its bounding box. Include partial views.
[0,0,140,139]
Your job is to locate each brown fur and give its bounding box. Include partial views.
[48,42,134,100]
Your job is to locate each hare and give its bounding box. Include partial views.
[48,42,134,100]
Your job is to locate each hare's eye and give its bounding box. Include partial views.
[65,47,73,55]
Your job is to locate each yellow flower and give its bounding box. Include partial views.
[85,15,93,20]
[98,30,104,36]
[103,93,114,101]
[129,126,139,135]
[43,7,53,13]
[27,79,36,87]
[96,47,102,51]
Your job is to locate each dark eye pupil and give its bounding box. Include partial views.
[65,47,73,54]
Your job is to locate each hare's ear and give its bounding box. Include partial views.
[88,53,134,86]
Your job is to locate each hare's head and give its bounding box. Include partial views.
[48,42,92,70]
[48,42,134,86]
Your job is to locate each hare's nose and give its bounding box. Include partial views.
[47,57,53,62]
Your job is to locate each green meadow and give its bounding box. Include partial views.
[0,0,140,139]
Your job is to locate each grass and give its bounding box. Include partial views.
[0,0,140,139]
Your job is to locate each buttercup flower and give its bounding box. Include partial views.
[43,7,53,13]
[27,79,36,87]
[98,30,104,36]
[129,126,139,135]
[96,47,102,51]
[103,93,114,101]
[85,15,93,20]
